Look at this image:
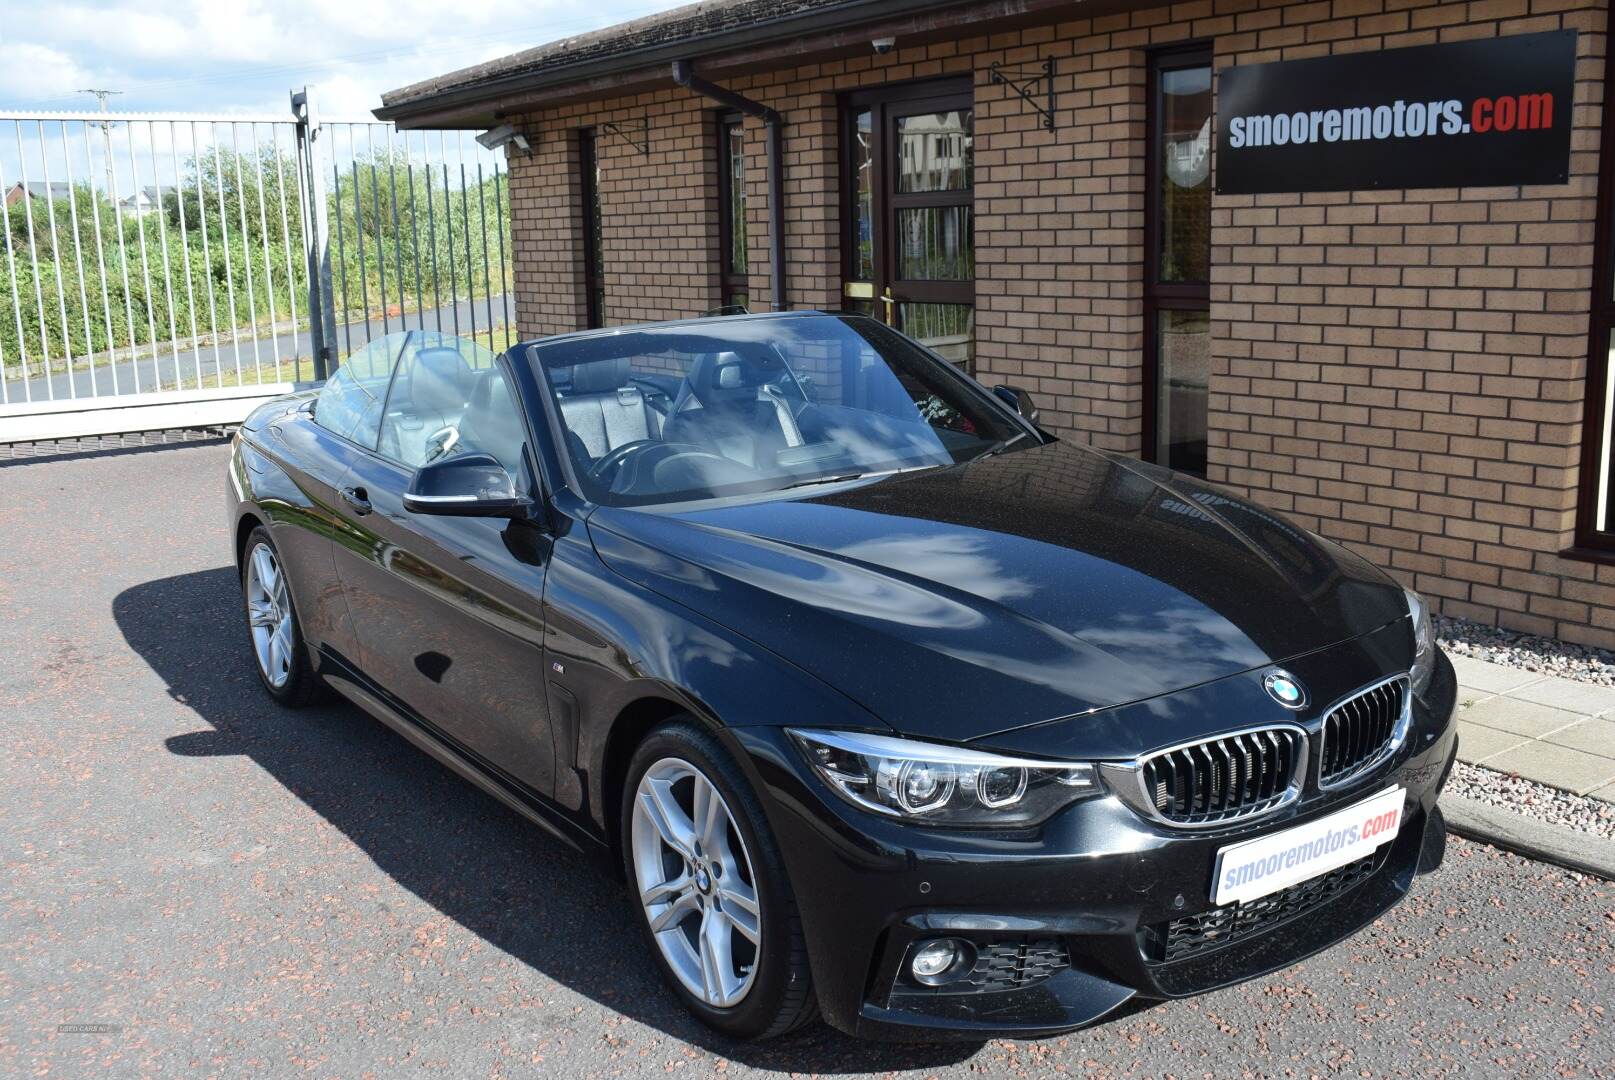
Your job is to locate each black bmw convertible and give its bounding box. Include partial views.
[226,311,1457,1041]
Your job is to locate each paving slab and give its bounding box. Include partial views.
[1483,740,1615,796]
[1455,717,1529,762]
[1447,654,1546,695]
[1541,716,1615,760]
[1589,783,1615,804]
[1508,674,1615,716]
[1458,696,1586,739]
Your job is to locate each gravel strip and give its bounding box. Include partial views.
[1436,613,1615,687]
[1444,760,1615,840]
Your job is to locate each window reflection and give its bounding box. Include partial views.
[1158,67,1211,284]
[898,206,973,281]
[1155,310,1209,475]
[896,111,973,192]
[851,109,874,281]
[901,303,974,369]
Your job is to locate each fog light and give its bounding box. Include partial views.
[909,937,973,986]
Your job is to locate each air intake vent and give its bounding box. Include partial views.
[1133,726,1305,828]
[1319,676,1410,787]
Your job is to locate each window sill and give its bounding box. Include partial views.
[1558,544,1615,568]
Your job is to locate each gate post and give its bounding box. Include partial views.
[291,87,338,379]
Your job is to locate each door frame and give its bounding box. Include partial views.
[840,77,975,331]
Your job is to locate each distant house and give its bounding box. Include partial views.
[117,185,175,218]
[3,181,72,208]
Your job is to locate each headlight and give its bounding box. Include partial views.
[1405,587,1435,697]
[788,729,1099,827]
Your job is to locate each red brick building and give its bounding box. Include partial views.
[379,0,1615,649]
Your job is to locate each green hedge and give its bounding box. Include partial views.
[1,147,510,374]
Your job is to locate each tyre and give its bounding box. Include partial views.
[240,526,326,707]
[622,721,817,1039]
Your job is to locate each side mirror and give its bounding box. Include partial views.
[993,384,1040,425]
[404,452,532,518]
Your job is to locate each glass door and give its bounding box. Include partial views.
[844,81,975,370]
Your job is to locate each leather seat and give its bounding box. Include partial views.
[380,346,475,467]
[662,352,798,469]
[556,357,659,461]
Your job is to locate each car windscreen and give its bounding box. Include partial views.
[527,314,1028,507]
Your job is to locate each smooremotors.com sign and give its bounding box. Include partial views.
[1216,31,1577,195]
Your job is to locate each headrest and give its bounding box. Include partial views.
[411,347,474,414]
[694,351,755,401]
[568,356,633,395]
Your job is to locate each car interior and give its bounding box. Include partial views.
[538,327,1006,503]
[319,322,1017,506]
[373,340,528,481]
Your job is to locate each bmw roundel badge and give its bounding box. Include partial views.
[1263,670,1307,710]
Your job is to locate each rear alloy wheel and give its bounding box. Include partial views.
[623,722,816,1039]
[240,526,324,706]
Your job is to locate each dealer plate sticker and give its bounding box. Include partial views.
[1211,786,1404,906]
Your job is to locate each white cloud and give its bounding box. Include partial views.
[0,42,96,103]
[1,0,675,112]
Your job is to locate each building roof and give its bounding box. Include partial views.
[9,181,73,199]
[375,0,1065,126]
[381,0,851,115]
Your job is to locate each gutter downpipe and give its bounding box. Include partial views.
[671,60,787,311]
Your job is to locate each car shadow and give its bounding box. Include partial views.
[114,566,986,1072]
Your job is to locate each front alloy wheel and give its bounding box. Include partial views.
[631,758,762,1008]
[622,722,816,1039]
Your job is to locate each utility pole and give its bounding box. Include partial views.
[76,89,121,205]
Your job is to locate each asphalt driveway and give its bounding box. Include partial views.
[0,440,1610,1077]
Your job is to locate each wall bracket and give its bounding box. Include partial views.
[601,116,650,155]
[988,59,1056,131]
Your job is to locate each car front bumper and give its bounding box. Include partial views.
[735,650,1459,1041]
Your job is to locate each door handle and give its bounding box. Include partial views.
[339,486,372,515]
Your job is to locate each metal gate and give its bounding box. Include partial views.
[0,88,511,442]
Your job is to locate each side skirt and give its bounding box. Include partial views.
[318,650,607,858]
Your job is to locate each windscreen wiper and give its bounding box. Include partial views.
[778,472,869,491]
[972,431,1028,463]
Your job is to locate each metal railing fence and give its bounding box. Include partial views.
[0,90,511,416]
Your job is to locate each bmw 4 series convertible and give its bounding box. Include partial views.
[226,312,1457,1041]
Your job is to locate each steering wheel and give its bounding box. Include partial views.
[586,439,665,481]
[589,440,751,494]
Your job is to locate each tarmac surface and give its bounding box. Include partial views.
[1,440,1611,1077]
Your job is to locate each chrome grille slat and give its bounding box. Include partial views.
[1125,725,1306,828]
[1319,676,1410,788]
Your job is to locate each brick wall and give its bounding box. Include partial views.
[501,0,1612,647]
[1203,0,1609,649]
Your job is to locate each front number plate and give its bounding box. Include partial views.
[1211,786,1405,906]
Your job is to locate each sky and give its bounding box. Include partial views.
[0,0,688,201]
[0,0,685,118]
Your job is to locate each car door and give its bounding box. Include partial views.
[273,334,402,666]
[332,335,557,796]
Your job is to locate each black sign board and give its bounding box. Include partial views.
[1215,31,1577,195]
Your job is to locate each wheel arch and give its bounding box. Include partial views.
[235,510,267,571]
[599,693,722,867]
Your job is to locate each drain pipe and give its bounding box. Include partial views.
[672,60,787,311]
